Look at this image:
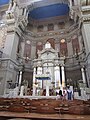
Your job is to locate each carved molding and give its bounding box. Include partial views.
[18,0,69,8]
[24,27,79,43]
[0,25,7,48]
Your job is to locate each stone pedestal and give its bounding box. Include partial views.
[20,86,24,96]
[74,92,79,99]
[46,85,49,96]
[80,88,87,100]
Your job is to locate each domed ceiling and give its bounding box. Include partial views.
[0,0,9,6]
[29,3,69,20]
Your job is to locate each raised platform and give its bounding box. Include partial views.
[0,97,90,120]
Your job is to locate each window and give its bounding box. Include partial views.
[48,23,54,31]
[58,22,65,29]
[37,25,43,32]
[47,38,55,49]
[72,35,80,55]
[72,0,74,6]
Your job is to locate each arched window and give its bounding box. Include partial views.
[72,35,80,55]
[58,22,65,29]
[27,23,33,31]
[37,25,43,32]
[47,38,55,49]
[60,39,68,56]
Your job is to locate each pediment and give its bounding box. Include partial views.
[38,48,58,60]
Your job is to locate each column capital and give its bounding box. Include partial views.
[81,67,85,72]
[20,71,22,74]
[61,64,65,67]
[33,67,36,70]
[54,63,60,67]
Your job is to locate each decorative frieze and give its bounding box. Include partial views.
[25,23,79,43]
[0,25,7,48]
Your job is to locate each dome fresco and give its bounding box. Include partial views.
[29,3,69,20]
[0,0,9,6]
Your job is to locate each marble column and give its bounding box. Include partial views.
[37,66,42,88]
[20,86,24,96]
[54,66,62,88]
[61,65,66,88]
[81,67,86,86]
[8,2,12,11]
[18,71,22,95]
[11,2,16,12]
[69,0,74,19]
[46,81,49,96]
[24,8,27,16]
[18,71,22,87]
[69,0,72,8]
[33,67,36,96]
[82,23,90,86]
[26,10,29,20]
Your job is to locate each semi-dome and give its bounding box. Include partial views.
[29,3,69,20]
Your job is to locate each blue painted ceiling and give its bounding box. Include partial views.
[0,0,9,6]
[29,3,69,20]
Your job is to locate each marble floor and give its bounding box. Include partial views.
[0,112,90,120]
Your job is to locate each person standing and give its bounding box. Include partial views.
[67,87,73,100]
[59,89,63,99]
[63,90,67,100]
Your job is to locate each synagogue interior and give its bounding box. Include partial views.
[0,0,90,119]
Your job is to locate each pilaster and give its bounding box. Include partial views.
[80,3,90,87]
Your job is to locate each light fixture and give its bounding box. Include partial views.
[26,40,30,44]
[61,39,65,43]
